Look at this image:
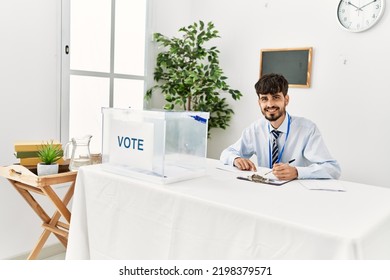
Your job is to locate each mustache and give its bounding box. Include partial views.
[265,106,279,110]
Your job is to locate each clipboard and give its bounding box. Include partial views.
[237,174,294,186]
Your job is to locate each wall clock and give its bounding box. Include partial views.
[337,0,385,32]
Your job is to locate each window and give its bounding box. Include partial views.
[62,0,147,153]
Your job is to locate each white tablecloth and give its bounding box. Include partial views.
[66,159,390,260]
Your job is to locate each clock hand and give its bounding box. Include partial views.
[347,1,363,11]
[359,0,377,10]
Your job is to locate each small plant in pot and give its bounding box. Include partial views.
[37,141,63,176]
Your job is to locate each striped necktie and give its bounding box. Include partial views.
[271,130,281,166]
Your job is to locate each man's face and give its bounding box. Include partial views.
[258,92,289,122]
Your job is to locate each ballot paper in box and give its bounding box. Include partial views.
[101,107,209,184]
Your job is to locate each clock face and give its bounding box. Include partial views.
[337,0,385,32]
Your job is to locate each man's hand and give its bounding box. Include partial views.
[233,158,257,172]
[272,163,298,180]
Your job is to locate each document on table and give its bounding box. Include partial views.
[216,162,292,186]
[298,179,346,192]
[216,162,268,174]
[216,163,249,174]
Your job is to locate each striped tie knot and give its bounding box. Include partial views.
[271,130,281,139]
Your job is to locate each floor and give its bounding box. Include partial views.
[43,252,66,260]
[38,244,66,260]
[10,244,67,260]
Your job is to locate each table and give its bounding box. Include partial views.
[0,164,77,260]
[66,159,390,260]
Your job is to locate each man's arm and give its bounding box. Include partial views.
[295,125,341,179]
[220,127,257,169]
[272,163,298,180]
[233,157,257,171]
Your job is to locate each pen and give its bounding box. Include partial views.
[264,159,296,176]
[237,176,250,181]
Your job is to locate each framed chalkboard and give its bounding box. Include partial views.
[260,47,313,88]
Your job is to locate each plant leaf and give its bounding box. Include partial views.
[145,20,243,137]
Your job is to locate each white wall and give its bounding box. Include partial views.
[147,0,390,188]
[0,0,62,259]
[145,0,192,108]
[1,0,389,260]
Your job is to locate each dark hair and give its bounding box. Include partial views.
[254,73,289,97]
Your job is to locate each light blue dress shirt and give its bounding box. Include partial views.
[220,113,341,179]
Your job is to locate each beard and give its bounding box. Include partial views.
[262,106,285,122]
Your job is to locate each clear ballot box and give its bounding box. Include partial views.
[101,108,209,184]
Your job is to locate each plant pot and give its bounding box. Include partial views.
[37,163,59,176]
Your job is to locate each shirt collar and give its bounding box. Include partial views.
[268,112,289,134]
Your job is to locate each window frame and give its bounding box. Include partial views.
[60,0,149,147]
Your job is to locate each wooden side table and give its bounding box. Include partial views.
[0,164,77,260]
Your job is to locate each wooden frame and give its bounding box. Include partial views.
[0,164,77,260]
[260,47,313,88]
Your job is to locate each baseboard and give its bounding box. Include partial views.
[8,243,66,260]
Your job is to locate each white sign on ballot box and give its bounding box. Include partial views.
[108,119,154,171]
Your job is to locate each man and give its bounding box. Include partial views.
[220,73,341,180]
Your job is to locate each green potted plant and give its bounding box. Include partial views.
[146,20,242,137]
[37,140,63,176]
